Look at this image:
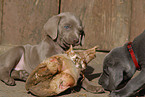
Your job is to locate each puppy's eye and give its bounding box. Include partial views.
[64,25,70,29]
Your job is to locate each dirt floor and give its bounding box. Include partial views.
[0,46,110,97]
[0,80,109,97]
[0,46,144,97]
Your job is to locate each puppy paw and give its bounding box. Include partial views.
[19,70,29,81]
[2,77,16,86]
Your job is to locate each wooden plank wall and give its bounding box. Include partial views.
[0,0,145,51]
[130,0,145,41]
[0,0,2,44]
[61,0,131,50]
[1,0,59,45]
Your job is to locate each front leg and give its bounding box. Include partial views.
[110,70,145,97]
[82,78,104,93]
[0,46,25,85]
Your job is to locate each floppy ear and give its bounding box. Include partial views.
[43,15,61,40]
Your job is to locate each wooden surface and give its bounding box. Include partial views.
[0,0,2,44]
[130,0,145,41]
[1,0,59,45]
[0,47,109,97]
[61,0,131,50]
[0,0,145,50]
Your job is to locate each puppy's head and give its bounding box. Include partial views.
[44,12,85,50]
[99,47,135,91]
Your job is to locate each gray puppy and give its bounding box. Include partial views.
[99,30,145,97]
[0,12,101,93]
[0,12,84,85]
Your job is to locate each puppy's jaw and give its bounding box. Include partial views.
[60,37,81,50]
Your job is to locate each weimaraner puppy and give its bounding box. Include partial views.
[99,30,145,96]
[0,12,101,93]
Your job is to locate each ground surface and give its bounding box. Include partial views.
[0,45,110,97]
[0,46,144,97]
[0,45,144,97]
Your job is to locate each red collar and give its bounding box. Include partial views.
[127,42,140,70]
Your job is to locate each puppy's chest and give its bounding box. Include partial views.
[14,53,25,71]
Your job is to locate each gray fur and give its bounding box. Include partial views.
[99,30,145,97]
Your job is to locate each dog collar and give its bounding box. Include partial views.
[127,42,140,70]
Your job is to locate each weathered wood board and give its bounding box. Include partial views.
[61,0,131,50]
[130,0,145,41]
[1,0,145,51]
[1,0,59,45]
[0,0,2,44]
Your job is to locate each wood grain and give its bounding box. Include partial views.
[2,0,59,45]
[61,0,131,50]
[130,0,145,41]
[2,0,144,50]
[0,0,2,44]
